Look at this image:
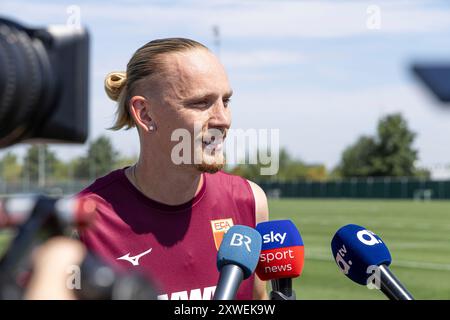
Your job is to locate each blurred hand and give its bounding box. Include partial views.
[24,237,86,300]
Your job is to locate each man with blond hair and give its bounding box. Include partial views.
[78,38,269,300]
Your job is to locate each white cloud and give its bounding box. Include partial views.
[221,50,307,68]
[229,82,450,176]
[1,0,450,180]
[2,0,450,39]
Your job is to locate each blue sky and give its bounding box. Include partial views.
[1,0,450,177]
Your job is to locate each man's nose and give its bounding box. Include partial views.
[209,101,231,129]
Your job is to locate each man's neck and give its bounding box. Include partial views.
[128,155,204,206]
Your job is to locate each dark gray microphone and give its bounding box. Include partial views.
[378,264,414,300]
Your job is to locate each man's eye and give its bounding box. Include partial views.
[191,101,209,108]
[223,98,231,107]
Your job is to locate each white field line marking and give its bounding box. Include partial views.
[296,219,450,231]
[309,253,450,272]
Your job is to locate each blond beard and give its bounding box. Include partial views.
[194,128,227,174]
[194,151,226,174]
[194,162,224,174]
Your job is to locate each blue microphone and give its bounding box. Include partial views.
[213,225,262,300]
[331,224,414,300]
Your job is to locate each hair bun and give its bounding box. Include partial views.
[104,71,127,101]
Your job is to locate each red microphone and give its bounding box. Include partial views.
[255,220,304,300]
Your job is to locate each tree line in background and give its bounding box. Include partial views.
[230,113,431,181]
[0,113,433,185]
[0,136,137,184]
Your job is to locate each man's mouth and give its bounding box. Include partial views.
[202,138,224,151]
[201,128,227,152]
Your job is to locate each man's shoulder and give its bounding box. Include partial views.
[206,170,256,200]
[208,170,248,184]
[77,167,125,198]
[211,170,265,191]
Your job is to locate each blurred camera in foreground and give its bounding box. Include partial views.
[0,17,89,148]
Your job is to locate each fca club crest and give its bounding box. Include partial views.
[210,218,234,250]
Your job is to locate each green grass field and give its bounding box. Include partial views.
[268,199,450,300]
[1,199,449,299]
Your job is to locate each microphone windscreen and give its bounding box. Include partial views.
[255,220,304,281]
[331,224,392,285]
[217,225,262,279]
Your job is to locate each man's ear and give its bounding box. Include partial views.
[129,95,153,132]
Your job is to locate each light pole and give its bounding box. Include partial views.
[212,25,221,58]
[38,144,46,188]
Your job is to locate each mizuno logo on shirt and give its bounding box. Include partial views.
[117,248,152,266]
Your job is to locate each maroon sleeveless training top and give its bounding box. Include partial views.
[76,167,256,300]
